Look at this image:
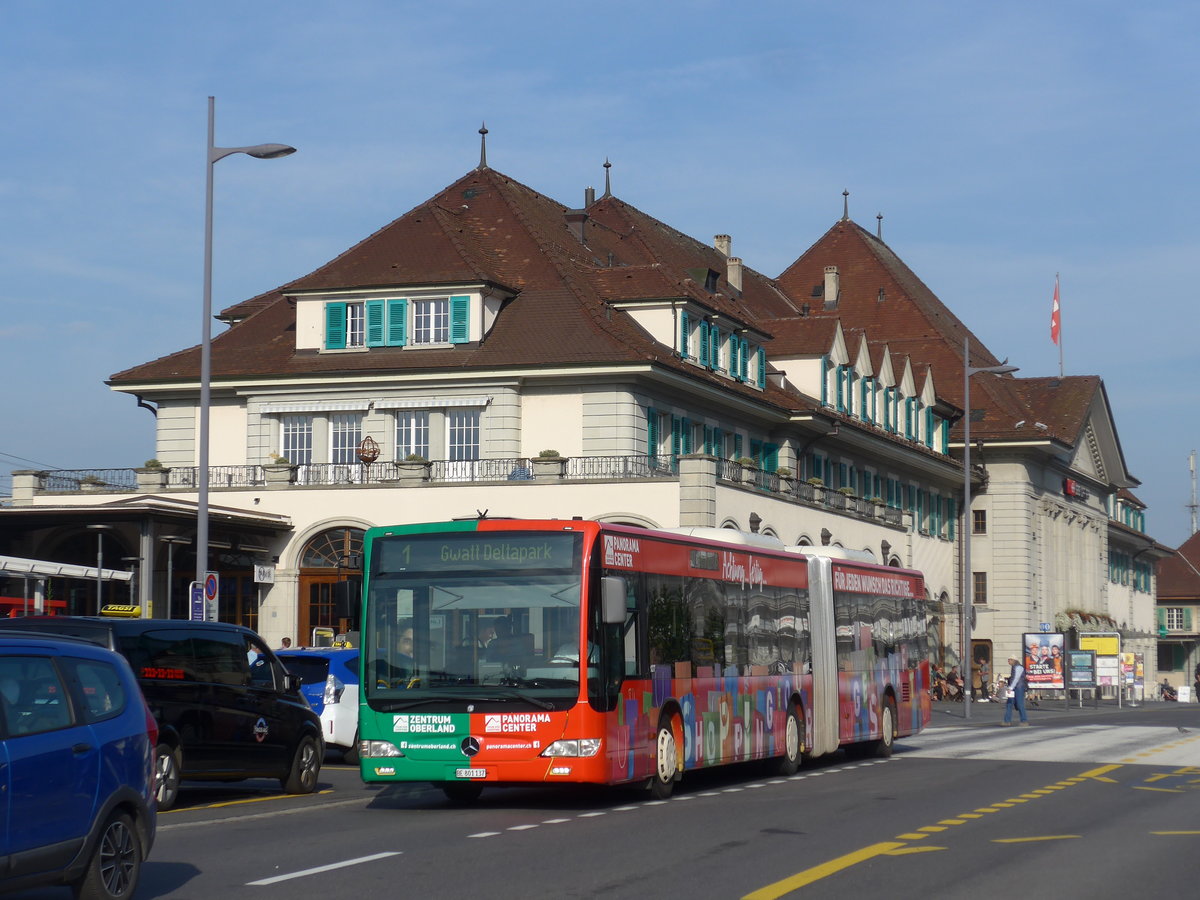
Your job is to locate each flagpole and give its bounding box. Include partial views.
[1057,274,1063,377]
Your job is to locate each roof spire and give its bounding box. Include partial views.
[602,158,612,198]
[841,189,849,221]
[478,122,488,170]
[876,212,883,239]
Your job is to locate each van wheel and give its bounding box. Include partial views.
[282,735,321,794]
[343,730,360,765]
[73,811,140,900]
[154,743,181,811]
[648,719,679,800]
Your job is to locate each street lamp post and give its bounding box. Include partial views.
[86,524,113,612]
[961,337,1018,719]
[196,97,295,596]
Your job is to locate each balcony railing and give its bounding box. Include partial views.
[29,455,908,530]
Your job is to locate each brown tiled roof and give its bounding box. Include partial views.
[1157,532,1200,600]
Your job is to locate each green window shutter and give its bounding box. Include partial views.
[699,322,710,367]
[734,434,743,459]
[711,325,722,369]
[647,408,658,457]
[449,295,470,344]
[756,347,766,388]
[386,298,408,346]
[680,312,690,359]
[820,356,828,405]
[947,498,956,540]
[703,425,713,456]
[671,416,683,458]
[365,299,385,347]
[1185,609,1193,630]
[764,443,779,472]
[740,339,749,381]
[680,418,693,455]
[325,302,347,349]
[1156,608,1166,631]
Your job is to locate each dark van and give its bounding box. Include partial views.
[0,617,322,810]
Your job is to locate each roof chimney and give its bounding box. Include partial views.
[585,186,596,206]
[564,208,588,244]
[713,234,731,257]
[727,257,743,292]
[823,266,840,310]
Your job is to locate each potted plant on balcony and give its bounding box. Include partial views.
[804,476,825,501]
[532,449,567,479]
[135,458,168,491]
[870,496,888,517]
[775,466,794,492]
[264,453,296,486]
[397,453,431,484]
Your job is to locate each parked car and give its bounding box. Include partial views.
[278,648,360,763]
[0,617,323,810]
[1,631,156,898]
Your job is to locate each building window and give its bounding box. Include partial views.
[972,509,987,534]
[413,298,449,344]
[448,409,480,461]
[395,411,430,460]
[330,414,363,465]
[281,416,313,465]
[324,301,366,349]
[972,571,988,604]
[1166,607,1184,630]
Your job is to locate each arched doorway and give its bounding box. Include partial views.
[297,527,364,645]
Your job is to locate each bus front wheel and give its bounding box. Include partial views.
[649,720,679,800]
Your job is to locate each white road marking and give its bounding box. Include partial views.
[469,832,502,838]
[247,852,400,885]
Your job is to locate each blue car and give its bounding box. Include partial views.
[1,631,156,899]
[278,648,360,763]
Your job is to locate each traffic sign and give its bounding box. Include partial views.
[189,582,205,621]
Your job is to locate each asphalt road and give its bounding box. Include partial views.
[11,700,1200,899]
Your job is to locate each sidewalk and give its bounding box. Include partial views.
[927,695,1176,728]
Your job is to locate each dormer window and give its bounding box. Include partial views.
[322,295,471,351]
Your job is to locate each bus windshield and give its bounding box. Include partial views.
[363,530,586,711]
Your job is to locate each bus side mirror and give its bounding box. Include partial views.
[600,576,627,625]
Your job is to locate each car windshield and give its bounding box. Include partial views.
[363,530,585,711]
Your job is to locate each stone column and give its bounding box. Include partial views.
[678,454,718,527]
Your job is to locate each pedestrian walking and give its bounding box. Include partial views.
[1002,654,1029,725]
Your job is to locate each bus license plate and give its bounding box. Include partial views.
[455,768,487,779]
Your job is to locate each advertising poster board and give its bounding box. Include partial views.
[1067,650,1096,688]
[1080,632,1121,687]
[1023,631,1065,690]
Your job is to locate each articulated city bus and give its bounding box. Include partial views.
[357,519,930,801]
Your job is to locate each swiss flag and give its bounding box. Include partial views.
[1050,276,1061,346]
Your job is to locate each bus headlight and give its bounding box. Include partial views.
[361,741,405,758]
[540,739,602,758]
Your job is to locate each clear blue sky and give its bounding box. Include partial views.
[2,1,1197,546]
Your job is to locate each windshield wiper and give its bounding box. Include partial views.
[490,690,556,711]
[371,697,447,712]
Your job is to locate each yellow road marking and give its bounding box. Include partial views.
[918,825,947,832]
[885,846,945,855]
[162,789,334,813]
[993,835,1081,843]
[1152,831,1200,835]
[896,833,928,840]
[742,843,908,899]
[958,813,983,819]
[938,819,966,826]
[1134,787,1184,794]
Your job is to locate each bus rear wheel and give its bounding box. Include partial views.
[649,720,679,800]
[776,706,804,775]
[873,699,896,758]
